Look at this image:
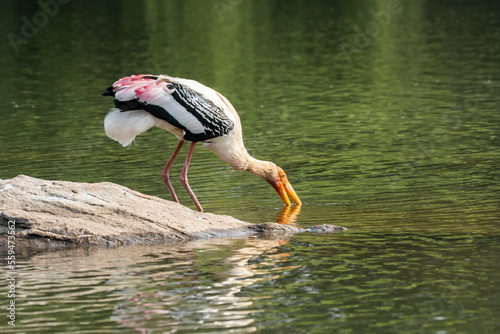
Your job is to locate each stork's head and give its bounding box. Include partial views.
[267,166,302,207]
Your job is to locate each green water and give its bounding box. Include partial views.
[1,0,499,333]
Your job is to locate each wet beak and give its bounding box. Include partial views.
[270,179,302,207]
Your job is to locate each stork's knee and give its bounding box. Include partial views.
[161,170,170,183]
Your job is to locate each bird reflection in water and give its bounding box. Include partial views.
[276,205,302,226]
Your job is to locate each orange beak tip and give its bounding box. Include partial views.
[270,180,301,207]
[285,182,301,206]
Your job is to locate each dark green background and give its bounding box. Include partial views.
[1,0,499,333]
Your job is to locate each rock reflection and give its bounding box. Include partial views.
[52,237,291,333]
[109,238,295,333]
[16,237,296,333]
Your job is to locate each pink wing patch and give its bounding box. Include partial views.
[113,75,174,104]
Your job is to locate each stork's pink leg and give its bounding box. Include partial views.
[161,140,185,203]
[180,141,203,212]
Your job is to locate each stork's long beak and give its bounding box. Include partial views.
[270,178,302,207]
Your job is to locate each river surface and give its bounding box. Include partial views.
[1,0,499,333]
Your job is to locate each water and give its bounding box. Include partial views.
[1,0,499,332]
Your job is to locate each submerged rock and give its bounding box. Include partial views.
[0,175,345,248]
[307,224,347,233]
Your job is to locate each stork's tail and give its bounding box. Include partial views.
[104,108,155,147]
[102,75,163,146]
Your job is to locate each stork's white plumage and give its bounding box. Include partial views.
[103,74,301,212]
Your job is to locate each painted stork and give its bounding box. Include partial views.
[102,74,301,212]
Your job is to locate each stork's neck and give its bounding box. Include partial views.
[244,155,277,181]
[205,136,276,181]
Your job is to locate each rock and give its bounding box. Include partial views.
[0,175,345,248]
[306,224,347,233]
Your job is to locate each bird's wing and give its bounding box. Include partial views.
[109,74,235,142]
